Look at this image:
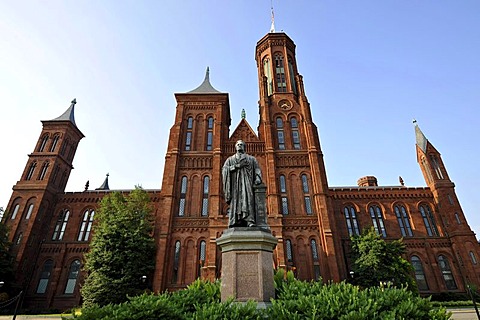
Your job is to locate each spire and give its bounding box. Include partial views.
[413,119,428,153]
[95,173,110,191]
[241,109,246,119]
[269,0,275,33]
[50,99,78,126]
[186,67,221,94]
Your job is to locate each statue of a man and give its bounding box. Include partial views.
[222,140,262,227]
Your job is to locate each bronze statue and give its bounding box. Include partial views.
[222,140,262,227]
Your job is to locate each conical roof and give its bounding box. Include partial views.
[95,173,110,191]
[50,99,78,126]
[414,120,428,152]
[186,67,221,94]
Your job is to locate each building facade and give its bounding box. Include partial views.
[3,31,480,310]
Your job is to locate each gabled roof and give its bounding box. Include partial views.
[230,118,259,142]
[186,67,222,94]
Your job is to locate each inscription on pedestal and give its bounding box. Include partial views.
[236,252,260,300]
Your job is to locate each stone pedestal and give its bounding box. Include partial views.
[216,228,278,302]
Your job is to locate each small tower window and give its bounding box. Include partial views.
[36,260,54,294]
[279,175,288,215]
[369,205,387,237]
[344,206,360,236]
[411,256,429,291]
[11,204,20,220]
[420,204,439,237]
[421,157,434,183]
[263,57,273,95]
[178,176,188,216]
[38,134,49,152]
[288,57,297,94]
[64,259,81,294]
[395,205,413,237]
[198,240,206,277]
[274,53,287,92]
[470,251,478,265]
[438,255,457,290]
[52,209,70,241]
[25,203,34,220]
[26,162,37,180]
[185,117,193,151]
[60,138,69,156]
[276,117,285,150]
[454,213,461,224]
[290,117,301,149]
[206,117,213,151]
[50,135,60,152]
[52,165,60,185]
[78,209,95,241]
[38,161,49,180]
[172,240,181,283]
[430,155,444,179]
[201,176,209,216]
[301,174,313,215]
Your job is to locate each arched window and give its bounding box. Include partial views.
[470,251,478,265]
[11,204,20,220]
[454,213,461,224]
[64,259,81,294]
[26,161,37,180]
[344,206,360,236]
[52,165,60,185]
[15,232,23,245]
[60,138,69,156]
[411,256,429,291]
[206,117,214,151]
[201,176,209,216]
[301,174,312,215]
[285,239,293,263]
[263,57,273,95]
[421,157,434,183]
[274,53,287,92]
[52,209,70,241]
[395,205,413,237]
[279,175,288,215]
[430,155,444,179]
[25,203,34,220]
[276,117,285,150]
[50,134,60,152]
[178,176,188,216]
[198,240,206,278]
[420,204,439,237]
[173,240,181,283]
[185,117,193,151]
[38,134,49,152]
[290,117,301,149]
[438,255,457,290]
[38,161,49,180]
[369,205,386,237]
[288,57,297,94]
[310,239,321,280]
[78,209,95,241]
[36,260,54,294]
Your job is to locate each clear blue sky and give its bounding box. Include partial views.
[1,1,479,237]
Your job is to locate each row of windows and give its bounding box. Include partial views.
[411,255,460,291]
[37,133,76,160]
[51,209,95,242]
[279,174,313,215]
[172,240,206,283]
[263,53,297,95]
[185,116,214,151]
[36,259,80,294]
[276,117,301,150]
[285,238,321,280]
[25,161,68,187]
[343,204,440,238]
[178,176,210,217]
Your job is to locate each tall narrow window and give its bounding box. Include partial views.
[38,161,49,180]
[178,176,188,216]
[438,255,457,290]
[52,209,70,241]
[274,53,287,92]
[290,117,301,149]
[60,138,69,156]
[311,239,321,280]
[15,232,23,245]
[38,134,49,152]
[26,162,37,180]
[201,176,209,217]
[67,143,76,160]
[263,57,273,95]
[286,239,293,263]
[52,165,60,185]
[276,117,285,150]
[421,157,434,183]
[36,260,54,294]
[25,203,34,220]
[185,117,193,151]
[279,175,288,215]
[11,204,20,220]
[301,174,312,215]
[420,204,439,237]
[344,206,360,236]
[369,205,387,237]
[78,209,95,241]
[430,155,444,179]
[411,256,429,291]
[173,241,181,283]
[454,213,461,224]
[64,259,81,294]
[206,117,214,151]
[395,205,413,237]
[288,57,297,94]
[470,251,478,265]
[198,240,206,277]
[50,134,60,152]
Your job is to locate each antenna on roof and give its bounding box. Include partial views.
[270,0,275,33]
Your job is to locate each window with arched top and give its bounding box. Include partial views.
[438,255,457,290]
[285,239,293,263]
[64,259,81,294]
[198,240,206,277]
[310,239,321,280]
[419,204,439,237]
[36,260,54,294]
[173,241,181,283]
[201,176,209,216]
[178,176,188,216]
[50,134,60,152]
[78,209,95,241]
[470,251,478,265]
[60,138,69,156]
[411,256,429,291]
[369,205,386,237]
[11,204,20,220]
[52,209,70,241]
[344,206,360,236]
[185,117,193,151]
[276,117,285,150]
[279,175,288,215]
[274,53,287,92]
[394,205,413,237]
[430,155,444,179]
[52,165,60,185]
[206,117,214,151]
[301,174,312,215]
[38,134,49,152]
[421,157,434,183]
[25,203,34,220]
[263,57,273,95]
[288,57,297,94]
[290,117,301,149]
[26,161,37,180]
[38,161,49,180]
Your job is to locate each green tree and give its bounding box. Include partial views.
[81,187,156,307]
[0,207,14,300]
[350,227,418,293]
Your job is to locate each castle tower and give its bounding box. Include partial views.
[4,99,84,289]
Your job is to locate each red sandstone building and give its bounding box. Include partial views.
[2,31,480,310]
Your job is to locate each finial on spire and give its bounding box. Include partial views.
[241,109,246,119]
[71,98,77,106]
[399,176,405,186]
[412,119,417,125]
[270,0,275,33]
[205,67,210,81]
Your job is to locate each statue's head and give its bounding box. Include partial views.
[235,140,246,153]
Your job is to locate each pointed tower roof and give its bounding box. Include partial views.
[50,99,78,126]
[186,67,222,94]
[95,173,110,191]
[414,119,428,153]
